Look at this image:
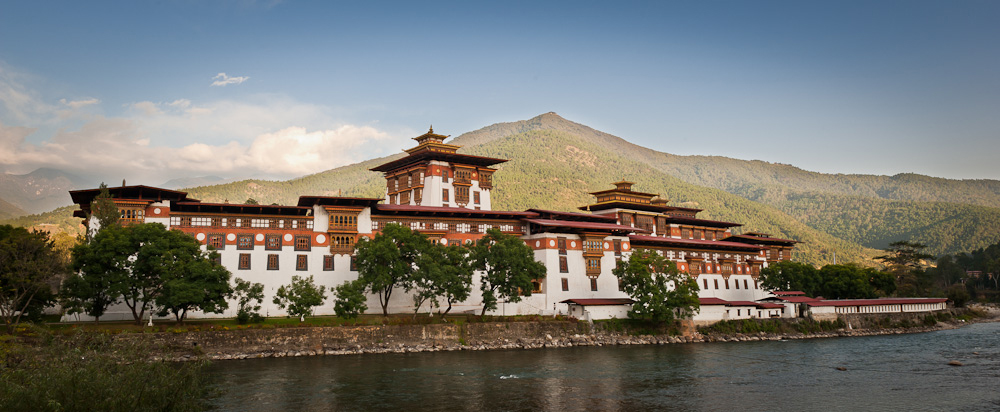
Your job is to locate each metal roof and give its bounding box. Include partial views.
[559,298,635,306]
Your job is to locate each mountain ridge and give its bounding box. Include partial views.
[5,112,999,265]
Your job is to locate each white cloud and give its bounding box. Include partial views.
[211,72,249,87]
[0,65,409,183]
[0,117,396,182]
[59,98,100,109]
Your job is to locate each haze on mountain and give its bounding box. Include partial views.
[5,113,1000,266]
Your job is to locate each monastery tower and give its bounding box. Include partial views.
[370,127,506,210]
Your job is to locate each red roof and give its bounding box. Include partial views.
[375,204,538,218]
[772,296,821,303]
[526,209,618,222]
[726,300,764,307]
[662,216,742,228]
[698,297,786,309]
[807,298,948,307]
[629,235,763,251]
[370,151,507,172]
[724,234,798,245]
[756,303,786,309]
[559,298,635,306]
[772,291,806,296]
[524,218,644,233]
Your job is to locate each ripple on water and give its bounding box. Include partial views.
[206,322,1000,412]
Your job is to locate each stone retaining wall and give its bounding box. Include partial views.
[133,308,991,362]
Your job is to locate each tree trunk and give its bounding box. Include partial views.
[440,300,453,320]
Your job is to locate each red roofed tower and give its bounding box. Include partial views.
[370,127,507,210]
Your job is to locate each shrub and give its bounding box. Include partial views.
[0,329,211,411]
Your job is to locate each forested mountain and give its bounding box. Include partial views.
[453,113,1000,208]
[0,168,89,215]
[6,112,999,265]
[0,197,26,220]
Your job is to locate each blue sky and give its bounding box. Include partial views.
[1,1,998,184]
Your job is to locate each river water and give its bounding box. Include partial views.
[206,322,1000,411]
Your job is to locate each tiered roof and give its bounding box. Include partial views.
[370,126,507,172]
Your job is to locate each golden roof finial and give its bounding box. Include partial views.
[429,125,434,134]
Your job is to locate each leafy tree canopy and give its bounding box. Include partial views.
[411,243,475,319]
[232,277,265,324]
[353,223,426,316]
[273,275,327,320]
[332,280,367,319]
[470,228,546,316]
[613,248,700,322]
[0,225,63,332]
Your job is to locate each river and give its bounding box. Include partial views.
[206,322,1000,411]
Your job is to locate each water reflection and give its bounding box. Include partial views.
[208,323,1000,411]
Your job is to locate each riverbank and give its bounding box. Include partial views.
[131,306,997,361]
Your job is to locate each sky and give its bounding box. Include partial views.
[1,0,998,185]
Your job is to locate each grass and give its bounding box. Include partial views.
[43,313,579,335]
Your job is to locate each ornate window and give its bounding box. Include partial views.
[323,255,334,271]
[561,278,569,291]
[586,258,601,275]
[557,237,567,255]
[296,255,308,271]
[295,235,311,251]
[208,234,224,250]
[559,256,568,273]
[590,278,598,291]
[267,254,279,270]
[239,254,251,270]
[265,234,281,250]
[237,234,254,250]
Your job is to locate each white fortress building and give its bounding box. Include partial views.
[66,127,946,322]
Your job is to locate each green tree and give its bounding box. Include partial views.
[123,223,213,325]
[155,250,232,324]
[876,241,933,276]
[232,277,265,324]
[613,248,700,322]
[332,280,368,319]
[244,198,259,205]
[66,223,229,325]
[273,275,327,321]
[816,264,877,299]
[63,224,131,322]
[0,225,63,333]
[759,261,821,297]
[410,243,474,319]
[470,229,546,316]
[354,224,426,316]
[89,182,120,239]
[946,284,970,307]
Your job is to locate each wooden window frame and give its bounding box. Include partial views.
[296,255,308,271]
[559,256,568,273]
[294,235,311,251]
[237,234,254,250]
[323,255,334,271]
[239,253,251,270]
[208,234,224,250]
[267,254,279,270]
[265,234,281,250]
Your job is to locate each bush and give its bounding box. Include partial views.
[236,311,264,324]
[0,328,211,411]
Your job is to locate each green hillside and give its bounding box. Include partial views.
[455,113,1000,208]
[0,197,26,220]
[8,112,998,266]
